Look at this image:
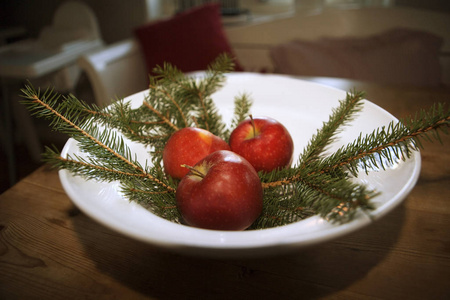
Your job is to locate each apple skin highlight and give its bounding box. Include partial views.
[176,150,263,231]
[229,117,294,173]
[163,127,230,179]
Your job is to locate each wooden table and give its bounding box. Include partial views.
[1,78,449,299]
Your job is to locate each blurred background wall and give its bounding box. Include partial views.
[1,0,449,45]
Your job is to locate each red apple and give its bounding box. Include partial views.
[229,116,294,173]
[163,127,230,179]
[176,150,263,231]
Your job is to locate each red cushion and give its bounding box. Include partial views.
[134,3,243,75]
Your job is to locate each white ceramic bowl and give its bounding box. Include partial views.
[59,73,421,257]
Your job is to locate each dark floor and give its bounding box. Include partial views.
[0,117,68,194]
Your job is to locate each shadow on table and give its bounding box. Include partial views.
[70,202,405,299]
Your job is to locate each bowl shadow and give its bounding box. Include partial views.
[70,202,406,299]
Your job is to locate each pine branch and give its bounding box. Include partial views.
[254,100,448,227]
[149,81,189,127]
[320,102,449,176]
[20,85,176,194]
[43,146,158,183]
[200,53,236,97]
[259,91,366,190]
[298,90,365,166]
[254,157,377,227]
[231,93,253,129]
[139,55,232,140]
[142,100,180,131]
[19,57,235,222]
[261,100,448,190]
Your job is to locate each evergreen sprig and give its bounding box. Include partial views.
[20,84,178,210]
[20,55,450,230]
[299,90,366,167]
[256,92,376,226]
[231,93,253,131]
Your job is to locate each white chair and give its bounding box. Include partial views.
[77,39,148,107]
[39,1,101,48]
[35,1,103,92]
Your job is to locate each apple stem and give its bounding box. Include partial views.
[249,114,256,138]
[181,164,205,178]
